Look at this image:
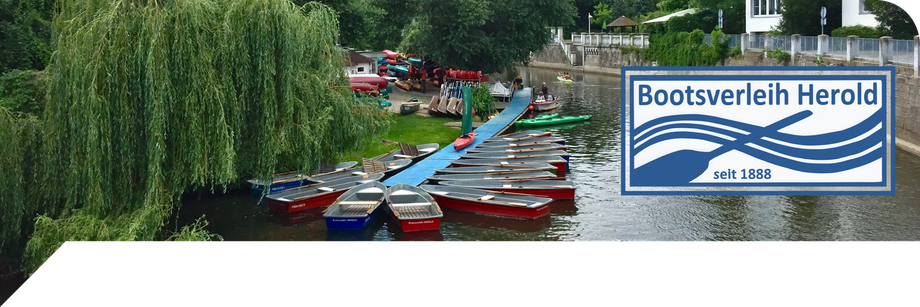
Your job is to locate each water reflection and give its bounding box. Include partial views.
[440,208,552,233]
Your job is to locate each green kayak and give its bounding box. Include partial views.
[533,113,560,120]
[515,115,592,128]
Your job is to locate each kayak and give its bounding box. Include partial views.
[454,133,476,151]
[349,76,388,90]
[557,76,573,83]
[408,57,422,66]
[515,115,592,128]
[350,83,379,96]
[388,64,409,75]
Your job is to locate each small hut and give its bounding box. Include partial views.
[606,16,639,33]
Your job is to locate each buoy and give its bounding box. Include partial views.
[529,106,534,110]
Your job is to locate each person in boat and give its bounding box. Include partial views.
[541,82,549,97]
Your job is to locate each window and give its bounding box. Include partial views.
[752,0,780,16]
[357,67,365,73]
[859,0,869,14]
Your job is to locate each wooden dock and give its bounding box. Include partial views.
[382,87,533,187]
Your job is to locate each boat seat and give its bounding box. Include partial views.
[399,142,420,157]
[389,190,419,196]
[394,154,413,159]
[318,187,335,192]
[352,171,368,176]
[361,158,386,174]
[478,195,495,201]
[338,201,379,206]
[429,191,449,196]
[391,202,431,207]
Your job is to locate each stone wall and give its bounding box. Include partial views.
[528,45,920,156]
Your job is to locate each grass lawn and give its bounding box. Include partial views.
[341,114,464,162]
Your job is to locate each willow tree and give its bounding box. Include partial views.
[13,0,388,273]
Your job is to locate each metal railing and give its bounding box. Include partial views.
[565,30,917,67]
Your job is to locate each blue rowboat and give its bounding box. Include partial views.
[248,161,358,195]
[324,181,387,229]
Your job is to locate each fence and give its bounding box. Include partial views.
[566,30,919,72]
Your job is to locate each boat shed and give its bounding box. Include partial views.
[345,50,376,75]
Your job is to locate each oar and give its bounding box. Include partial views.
[632,110,813,186]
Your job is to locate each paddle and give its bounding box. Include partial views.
[632,110,813,186]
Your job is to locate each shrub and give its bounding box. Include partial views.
[831,25,884,38]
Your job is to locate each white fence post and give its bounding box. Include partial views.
[791,34,800,57]
[914,35,919,77]
[818,34,828,56]
[879,36,892,65]
[741,33,749,55]
[764,34,773,51]
[846,35,857,62]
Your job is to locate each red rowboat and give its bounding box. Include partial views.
[421,185,552,219]
[438,180,576,200]
[266,173,384,213]
[386,184,443,232]
[454,133,476,151]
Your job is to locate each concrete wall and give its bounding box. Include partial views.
[528,44,920,156]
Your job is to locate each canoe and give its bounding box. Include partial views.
[446,98,460,116]
[437,96,450,113]
[349,76,388,90]
[372,143,439,163]
[408,57,422,66]
[350,83,379,96]
[425,171,558,185]
[516,115,593,128]
[386,184,443,232]
[386,58,397,65]
[421,185,552,219]
[476,136,566,147]
[484,130,552,142]
[384,50,399,59]
[557,76,573,83]
[459,150,570,161]
[387,64,409,75]
[323,181,387,229]
[428,96,439,113]
[454,133,475,151]
[466,143,566,154]
[450,156,568,174]
[394,80,410,91]
[433,164,558,175]
[530,95,561,112]
[400,102,421,115]
[266,172,385,213]
[248,161,358,195]
[438,179,576,200]
[534,113,560,120]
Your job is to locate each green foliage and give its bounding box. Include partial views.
[646,29,731,66]
[665,8,717,33]
[591,3,614,29]
[778,0,842,36]
[695,0,744,34]
[831,25,884,38]
[865,0,917,40]
[402,0,576,73]
[637,10,673,34]
[341,114,462,162]
[168,216,223,241]
[0,0,54,73]
[471,85,496,121]
[0,70,46,116]
[766,47,791,64]
[7,0,389,274]
[657,0,693,12]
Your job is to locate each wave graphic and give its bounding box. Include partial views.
[630,109,884,186]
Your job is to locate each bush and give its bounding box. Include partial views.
[767,48,791,64]
[646,29,732,66]
[831,25,884,38]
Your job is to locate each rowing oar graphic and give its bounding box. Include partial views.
[631,110,813,186]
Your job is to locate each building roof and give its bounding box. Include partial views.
[607,16,639,28]
[643,9,697,24]
[345,50,375,67]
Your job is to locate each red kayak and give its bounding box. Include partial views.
[350,83,379,96]
[454,133,476,151]
[383,50,399,59]
[349,76,388,90]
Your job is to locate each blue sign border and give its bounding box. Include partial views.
[620,66,896,195]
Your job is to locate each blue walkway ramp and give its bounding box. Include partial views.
[383,87,533,187]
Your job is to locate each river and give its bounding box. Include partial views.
[174,66,920,241]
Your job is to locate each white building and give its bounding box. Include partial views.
[745,0,878,34]
[345,50,376,75]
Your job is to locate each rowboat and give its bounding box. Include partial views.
[446,98,460,116]
[421,185,552,219]
[466,143,566,154]
[449,156,568,174]
[484,130,552,142]
[362,158,412,180]
[400,101,421,115]
[248,161,358,195]
[266,172,385,213]
[437,96,450,113]
[428,96,439,113]
[372,143,439,163]
[474,136,566,147]
[490,81,512,102]
[425,171,558,184]
[438,180,576,200]
[459,150,570,162]
[530,95,561,112]
[433,164,558,175]
[454,133,475,151]
[516,115,592,128]
[386,184,443,232]
[556,76,573,83]
[323,181,387,229]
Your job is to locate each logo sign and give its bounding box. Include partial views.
[620,67,896,195]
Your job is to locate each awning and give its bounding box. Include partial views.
[642,8,698,24]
